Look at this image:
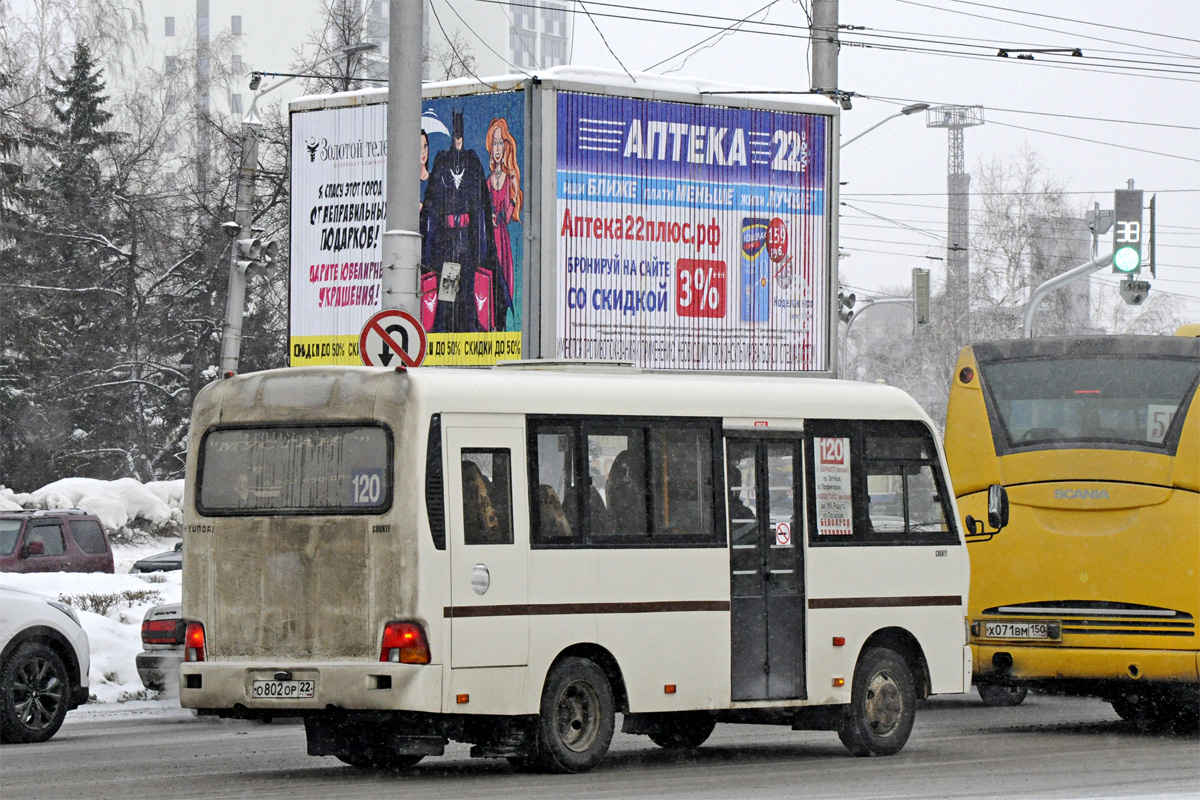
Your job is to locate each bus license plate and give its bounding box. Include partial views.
[984,621,1055,640]
[251,679,315,699]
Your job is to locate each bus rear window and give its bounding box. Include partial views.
[979,356,1199,451]
[198,425,391,514]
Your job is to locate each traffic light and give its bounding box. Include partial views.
[1112,189,1143,274]
[837,291,856,323]
[912,268,930,326]
[235,237,278,271]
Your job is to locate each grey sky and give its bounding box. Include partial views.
[567,0,1200,319]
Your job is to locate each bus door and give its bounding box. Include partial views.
[726,437,806,701]
[445,425,530,668]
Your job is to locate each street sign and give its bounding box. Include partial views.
[359,309,427,368]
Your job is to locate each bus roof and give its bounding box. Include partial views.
[199,365,933,427]
[970,334,1200,363]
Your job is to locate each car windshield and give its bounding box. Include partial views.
[0,520,19,555]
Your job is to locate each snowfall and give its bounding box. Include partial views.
[1,477,189,721]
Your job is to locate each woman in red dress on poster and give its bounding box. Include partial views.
[486,117,522,330]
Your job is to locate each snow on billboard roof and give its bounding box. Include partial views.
[289,66,838,115]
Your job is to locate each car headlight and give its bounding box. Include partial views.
[49,600,81,627]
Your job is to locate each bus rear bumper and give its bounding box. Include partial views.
[179,661,443,716]
[972,643,1199,685]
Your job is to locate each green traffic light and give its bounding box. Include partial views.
[1113,246,1141,273]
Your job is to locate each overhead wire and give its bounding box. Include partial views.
[578,1,637,81]
[428,0,495,85]
[893,0,1200,60]
[468,0,1200,82]
[942,0,1200,46]
[861,95,1200,131]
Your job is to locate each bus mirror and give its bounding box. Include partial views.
[987,484,1010,530]
[966,484,1008,542]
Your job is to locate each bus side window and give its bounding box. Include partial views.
[461,450,514,545]
[863,428,953,544]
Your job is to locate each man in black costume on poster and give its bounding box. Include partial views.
[420,110,498,333]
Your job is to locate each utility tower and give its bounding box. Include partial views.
[926,105,984,348]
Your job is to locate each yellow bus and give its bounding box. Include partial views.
[945,334,1200,726]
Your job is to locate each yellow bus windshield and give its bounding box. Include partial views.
[978,354,1199,452]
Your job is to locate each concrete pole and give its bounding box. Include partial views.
[380,0,424,315]
[219,121,261,377]
[811,0,839,98]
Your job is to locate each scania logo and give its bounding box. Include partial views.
[1054,488,1109,500]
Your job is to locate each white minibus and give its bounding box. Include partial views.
[180,363,971,772]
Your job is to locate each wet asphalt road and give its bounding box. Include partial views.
[4,692,1197,800]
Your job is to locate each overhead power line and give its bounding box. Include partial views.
[894,0,1200,60]
[469,0,1200,81]
[943,0,1200,46]
[863,95,1200,131]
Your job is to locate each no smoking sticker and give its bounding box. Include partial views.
[775,521,792,547]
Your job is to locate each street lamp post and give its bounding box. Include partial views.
[840,103,930,149]
[835,102,929,378]
[218,42,379,378]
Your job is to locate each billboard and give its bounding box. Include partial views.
[290,91,525,366]
[554,91,830,371]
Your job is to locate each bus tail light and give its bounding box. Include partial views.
[380,622,431,664]
[185,622,206,662]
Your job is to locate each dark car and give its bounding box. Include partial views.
[136,602,183,692]
[0,510,114,574]
[130,542,182,574]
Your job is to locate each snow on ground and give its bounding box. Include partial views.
[1,479,185,712]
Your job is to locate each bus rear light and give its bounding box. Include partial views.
[380,622,430,664]
[457,694,469,704]
[184,622,206,662]
[832,677,845,688]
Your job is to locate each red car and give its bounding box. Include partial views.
[0,510,114,574]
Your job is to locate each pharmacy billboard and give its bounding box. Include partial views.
[554,91,829,370]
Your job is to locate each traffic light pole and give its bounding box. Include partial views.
[1022,252,1113,339]
[840,297,914,378]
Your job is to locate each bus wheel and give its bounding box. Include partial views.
[647,713,716,749]
[535,657,615,773]
[838,647,916,757]
[978,683,1028,707]
[335,748,424,770]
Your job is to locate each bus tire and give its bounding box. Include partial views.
[978,683,1028,707]
[534,657,615,773]
[335,748,424,770]
[646,712,716,749]
[838,647,916,757]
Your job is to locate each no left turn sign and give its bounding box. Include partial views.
[359,309,427,368]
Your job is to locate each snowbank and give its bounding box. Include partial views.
[1,477,186,708]
[3,477,184,539]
